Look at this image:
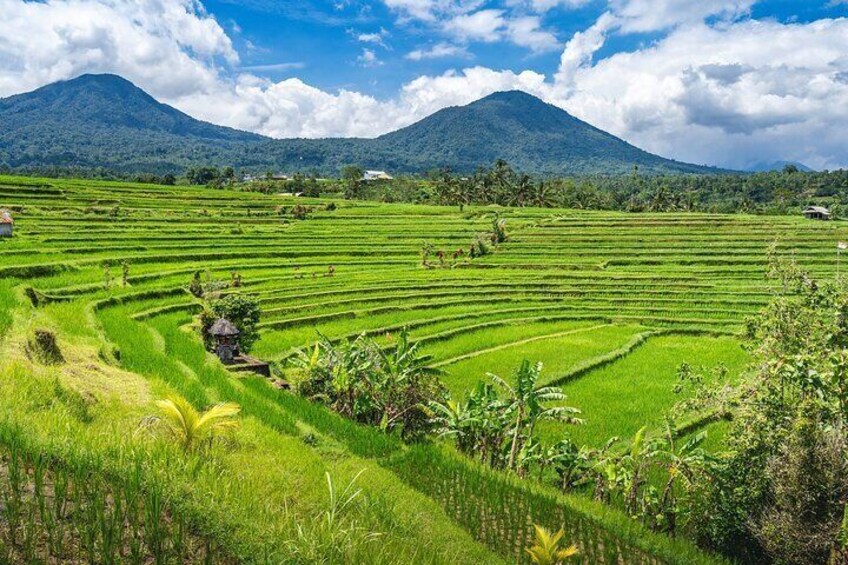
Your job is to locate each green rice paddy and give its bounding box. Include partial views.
[1,174,844,563]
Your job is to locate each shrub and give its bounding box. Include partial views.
[188,271,204,298]
[291,204,311,220]
[200,293,261,353]
[291,330,445,440]
[469,234,491,258]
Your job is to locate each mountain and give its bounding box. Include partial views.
[372,91,716,175]
[0,74,726,176]
[746,160,814,173]
[0,74,264,172]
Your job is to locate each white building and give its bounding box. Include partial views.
[363,170,393,181]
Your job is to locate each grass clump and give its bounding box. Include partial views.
[25,329,64,365]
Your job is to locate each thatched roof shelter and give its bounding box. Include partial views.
[210,318,239,336]
[803,206,832,220]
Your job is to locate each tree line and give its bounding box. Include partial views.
[6,161,848,215]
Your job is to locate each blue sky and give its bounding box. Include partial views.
[206,0,844,97]
[0,0,846,169]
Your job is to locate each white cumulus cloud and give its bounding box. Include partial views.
[406,42,470,60]
[0,0,235,99]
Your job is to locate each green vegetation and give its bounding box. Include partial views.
[526,525,579,564]
[3,172,846,563]
[683,258,848,564]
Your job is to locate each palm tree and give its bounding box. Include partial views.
[532,181,556,208]
[489,361,583,472]
[491,159,516,204]
[525,525,578,565]
[508,174,534,207]
[153,396,240,452]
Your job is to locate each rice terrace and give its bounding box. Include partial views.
[0,167,846,564]
[2,2,848,563]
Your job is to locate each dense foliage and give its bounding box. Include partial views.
[683,255,848,564]
[359,161,848,215]
[200,293,261,353]
[430,361,582,476]
[291,331,446,440]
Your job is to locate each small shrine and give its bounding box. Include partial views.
[209,318,240,363]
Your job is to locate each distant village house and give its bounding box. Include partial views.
[803,206,832,220]
[363,170,393,181]
[0,210,13,237]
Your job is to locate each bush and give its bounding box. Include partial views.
[291,330,445,440]
[200,294,261,353]
[685,254,848,562]
[291,204,311,220]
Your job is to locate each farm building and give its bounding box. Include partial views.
[0,209,13,237]
[363,170,393,181]
[803,206,832,220]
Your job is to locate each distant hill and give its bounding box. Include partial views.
[0,74,727,176]
[372,91,718,175]
[746,160,814,173]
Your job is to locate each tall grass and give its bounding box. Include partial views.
[0,423,233,564]
[386,445,727,565]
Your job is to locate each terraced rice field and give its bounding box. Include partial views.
[1,175,845,563]
[2,176,845,445]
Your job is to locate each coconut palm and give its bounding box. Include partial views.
[526,525,578,565]
[153,396,240,452]
[489,360,583,472]
[532,180,556,208]
[508,174,535,207]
